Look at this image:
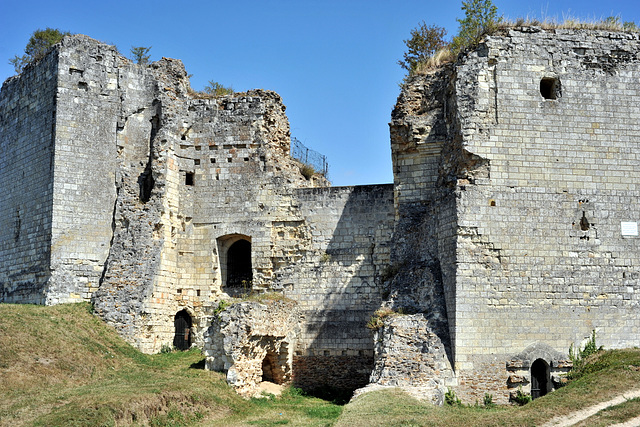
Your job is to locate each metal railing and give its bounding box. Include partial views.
[290,137,329,176]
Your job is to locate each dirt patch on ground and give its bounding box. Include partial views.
[542,388,640,427]
[256,381,284,397]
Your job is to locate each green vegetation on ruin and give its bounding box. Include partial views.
[400,0,640,76]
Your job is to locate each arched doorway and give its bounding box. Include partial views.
[227,239,252,288]
[173,310,192,350]
[531,358,550,399]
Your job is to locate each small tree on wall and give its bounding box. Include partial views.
[203,80,234,96]
[130,46,152,65]
[398,22,448,73]
[450,0,501,53]
[10,27,71,73]
[399,0,502,74]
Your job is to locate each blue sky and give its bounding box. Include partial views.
[1,0,639,186]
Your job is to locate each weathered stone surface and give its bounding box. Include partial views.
[368,314,454,405]
[386,27,640,404]
[204,300,300,397]
[5,28,640,404]
[1,34,394,391]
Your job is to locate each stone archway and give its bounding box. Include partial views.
[217,234,253,297]
[531,358,550,399]
[227,239,252,288]
[173,310,192,350]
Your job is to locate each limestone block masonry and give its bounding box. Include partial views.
[0,35,393,394]
[384,27,640,404]
[4,28,640,403]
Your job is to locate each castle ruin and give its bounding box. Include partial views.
[2,28,640,403]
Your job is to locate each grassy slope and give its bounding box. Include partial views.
[3,302,640,426]
[336,349,640,427]
[0,303,341,426]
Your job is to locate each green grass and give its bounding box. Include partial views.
[3,302,640,426]
[335,349,640,427]
[0,303,342,427]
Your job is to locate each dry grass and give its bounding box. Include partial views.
[366,307,398,330]
[336,349,640,426]
[0,302,342,426]
[300,163,316,180]
[574,397,640,426]
[500,13,639,32]
[244,291,295,304]
[411,16,639,75]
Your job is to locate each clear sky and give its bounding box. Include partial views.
[1,0,639,186]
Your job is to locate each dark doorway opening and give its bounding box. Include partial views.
[531,358,550,399]
[261,351,284,384]
[227,239,252,288]
[173,310,192,350]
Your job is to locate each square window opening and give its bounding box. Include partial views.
[185,172,194,186]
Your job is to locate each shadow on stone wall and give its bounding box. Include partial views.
[291,184,394,394]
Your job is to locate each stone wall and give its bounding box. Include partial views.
[369,314,456,405]
[47,36,128,304]
[389,28,640,403]
[0,46,59,303]
[0,36,396,396]
[453,28,640,403]
[204,299,301,397]
[287,184,394,391]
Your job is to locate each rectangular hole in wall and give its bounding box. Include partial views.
[185,172,194,186]
[210,158,216,163]
[227,158,232,163]
[194,159,200,166]
[243,157,249,162]
[209,145,215,150]
[195,146,201,151]
[196,290,201,296]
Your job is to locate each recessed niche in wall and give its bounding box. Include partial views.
[194,159,200,166]
[540,77,561,100]
[185,172,194,186]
